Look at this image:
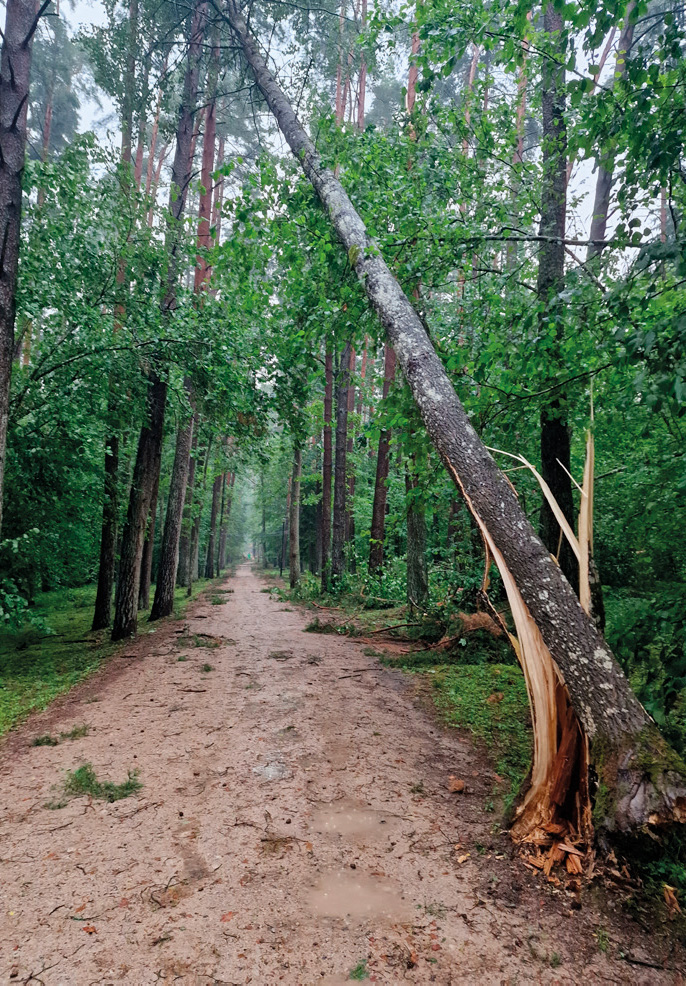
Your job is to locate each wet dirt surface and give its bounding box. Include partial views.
[0,565,681,984]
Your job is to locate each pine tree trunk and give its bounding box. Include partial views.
[289,449,302,588]
[369,344,396,572]
[204,472,221,579]
[345,346,356,566]
[331,342,351,582]
[112,0,206,639]
[0,0,43,537]
[112,375,166,639]
[216,472,227,572]
[320,343,334,589]
[406,468,428,609]
[150,404,194,620]
[177,417,198,586]
[138,461,160,611]
[537,4,577,591]
[226,0,686,836]
[92,434,119,629]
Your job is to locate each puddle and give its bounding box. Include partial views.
[308,869,412,922]
[312,800,404,843]
[253,760,290,781]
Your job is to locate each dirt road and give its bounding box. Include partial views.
[0,565,678,984]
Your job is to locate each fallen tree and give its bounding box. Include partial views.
[223,0,686,842]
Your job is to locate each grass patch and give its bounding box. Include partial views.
[32,734,58,747]
[63,762,141,803]
[0,578,220,738]
[200,663,214,673]
[210,595,224,605]
[61,723,89,740]
[348,961,369,981]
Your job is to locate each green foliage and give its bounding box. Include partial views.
[348,961,369,981]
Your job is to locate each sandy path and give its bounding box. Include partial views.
[0,565,678,985]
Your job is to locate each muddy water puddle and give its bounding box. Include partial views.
[308,868,412,923]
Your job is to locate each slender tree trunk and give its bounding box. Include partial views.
[150,399,194,619]
[289,449,302,588]
[587,4,635,258]
[280,476,291,578]
[0,0,43,537]
[369,343,396,572]
[345,345,356,555]
[226,1,686,836]
[92,0,138,630]
[320,342,334,589]
[138,460,160,610]
[188,436,211,593]
[537,4,577,591]
[216,472,227,572]
[177,416,198,586]
[204,472,221,578]
[113,0,207,639]
[147,142,169,226]
[144,56,168,199]
[406,467,428,609]
[357,0,367,129]
[133,55,150,188]
[331,341,351,581]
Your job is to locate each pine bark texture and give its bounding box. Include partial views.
[331,341,351,582]
[289,449,301,588]
[226,0,686,834]
[320,344,334,589]
[369,343,396,572]
[204,472,221,578]
[177,419,198,586]
[150,406,194,619]
[92,434,119,629]
[138,461,160,611]
[0,0,41,536]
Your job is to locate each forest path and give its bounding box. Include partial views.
[0,565,675,985]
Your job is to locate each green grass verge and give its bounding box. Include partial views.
[0,577,221,737]
[384,654,532,810]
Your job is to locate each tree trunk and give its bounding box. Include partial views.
[537,4,577,592]
[345,346,356,561]
[406,467,428,609]
[369,343,396,572]
[216,472,227,572]
[188,436,211,593]
[112,375,166,639]
[226,0,686,837]
[112,0,206,639]
[92,434,119,630]
[204,472,221,579]
[150,402,194,620]
[587,4,635,260]
[289,449,302,588]
[0,0,43,537]
[331,341,351,582]
[320,342,334,590]
[177,416,198,586]
[138,461,160,611]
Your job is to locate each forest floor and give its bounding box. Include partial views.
[0,564,683,985]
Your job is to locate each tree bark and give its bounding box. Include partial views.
[331,341,351,582]
[537,4,577,591]
[0,0,43,537]
[204,471,221,578]
[225,0,686,836]
[188,436,211,593]
[369,343,396,572]
[112,0,206,639]
[345,345,356,554]
[138,460,160,610]
[320,342,334,590]
[289,449,301,588]
[177,416,198,586]
[92,433,119,629]
[150,399,194,619]
[112,375,166,639]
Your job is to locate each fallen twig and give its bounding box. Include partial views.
[368,622,423,635]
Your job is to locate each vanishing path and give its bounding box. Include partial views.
[0,566,676,984]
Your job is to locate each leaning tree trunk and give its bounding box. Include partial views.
[289,449,302,588]
[369,343,396,573]
[537,4,577,592]
[331,341,351,582]
[320,342,334,590]
[225,0,686,838]
[0,0,43,537]
[150,401,194,619]
[111,0,206,640]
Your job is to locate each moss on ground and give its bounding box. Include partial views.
[0,578,219,736]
